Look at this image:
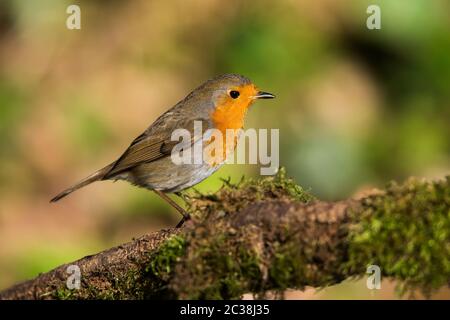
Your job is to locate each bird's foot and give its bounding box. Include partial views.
[175,213,191,228]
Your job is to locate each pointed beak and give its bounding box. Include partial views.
[253,91,275,99]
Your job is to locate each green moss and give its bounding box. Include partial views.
[47,172,450,299]
[159,168,315,299]
[53,287,75,300]
[170,174,449,299]
[238,246,264,291]
[48,237,186,300]
[184,167,314,220]
[170,229,262,299]
[268,243,305,291]
[148,235,186,281]
[343,176,450,297]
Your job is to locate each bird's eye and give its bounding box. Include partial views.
[229,90,240,99]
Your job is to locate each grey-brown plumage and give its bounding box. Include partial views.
[50,164,113,202]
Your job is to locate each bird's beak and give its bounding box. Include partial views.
[253,91,275,99]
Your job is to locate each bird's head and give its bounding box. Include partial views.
[208,73,274,109]
[200,74,275,131]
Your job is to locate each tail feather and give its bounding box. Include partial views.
[50,164,113,202]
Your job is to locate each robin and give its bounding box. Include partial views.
[51,74,275,227]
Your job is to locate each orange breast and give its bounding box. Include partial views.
[206,84,258,166]
[206,106,243,166]
[208,105,251,164]
[211,101,247,133]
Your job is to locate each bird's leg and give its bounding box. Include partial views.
[153,190,190,228]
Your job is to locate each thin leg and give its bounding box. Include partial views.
[175,215,189,228]
[153,190,190,228]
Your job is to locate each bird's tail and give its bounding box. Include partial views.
[50,164,114,202]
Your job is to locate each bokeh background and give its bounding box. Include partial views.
[0,0,449,299]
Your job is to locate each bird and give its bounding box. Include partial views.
[50,74,275,227]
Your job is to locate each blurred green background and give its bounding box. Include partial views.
[0,0,449,299]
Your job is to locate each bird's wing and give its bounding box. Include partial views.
[104,117,210,178]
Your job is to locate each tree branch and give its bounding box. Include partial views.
[0,172,448,299]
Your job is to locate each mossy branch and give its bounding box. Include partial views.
[1,169,449,299]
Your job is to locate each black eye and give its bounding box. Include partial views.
[229,90,240,99]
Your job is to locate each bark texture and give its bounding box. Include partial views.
[0,171,448,299]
